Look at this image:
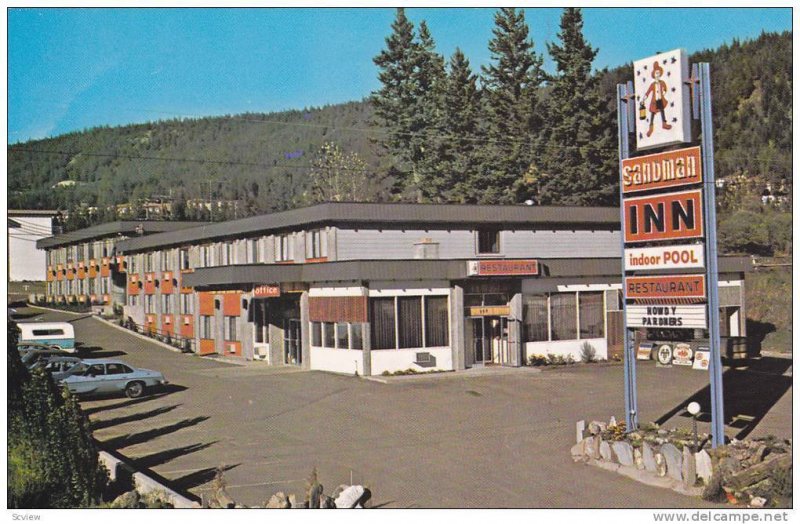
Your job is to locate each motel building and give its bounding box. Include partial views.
[38,203,751,376]
[36,221,203,308]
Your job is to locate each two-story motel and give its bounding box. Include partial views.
[38,203,751,376]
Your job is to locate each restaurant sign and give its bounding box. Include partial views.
[624,189,704,243]
[626,305,707,329]
[467,259,538,277]
[253,284,281,297]
[625,274,706,301]
[624,244,705,271]
[622,146,702,194]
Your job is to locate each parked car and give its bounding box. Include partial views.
[31,356,84,381]
[20,347,70,369]
[17,322,76,352]
[59,358,169,398]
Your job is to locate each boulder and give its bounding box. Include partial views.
[642,442,657,473]
[576,420,586,444]
[588,421,603,435]
[749,496,767,508]
[320,495,336,509]
[682,446,697,487]
[661,443,683,482]
[655,452,668,477]
[266,492,290,509]
[587,436,601,459]
[335,485,366,509]
[608,416,617,428]
[695,450,713,485]
[612,441,634,467]
[633,447,645,470]
[288,494,307,508]
[599,440,614,462]
[110,490,140,509]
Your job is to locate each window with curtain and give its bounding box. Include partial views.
[224,316,237,341]
[336,323,349,349]
[350,324,363,350]
[424,296,449,347]
[398,297,423,348]
[311,322,321,346]
[550,293,577,341]
[200,316,213,339]
[370,298,396,350]
[323,322,335,348]
[523,295,548,342]
[579,292,604,338]
[477,228,500,254]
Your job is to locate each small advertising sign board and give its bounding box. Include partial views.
[624,189,704,243]
[469,306,511,317]
[693,348,710,370]
[625,244,704,271]
[626,305,707,329]
[633,49,692,151]
[637,343,654,360]
[672,343,694,366]
[622,146,702,194]
[656,344,673,366]
[625,274,706,301]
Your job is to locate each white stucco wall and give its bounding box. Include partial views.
[370,347,453,375]
[9,215,53,281]
[524,338,608,362]
[310,347,364,375]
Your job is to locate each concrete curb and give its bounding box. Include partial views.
[92,315,185,354]
[24,303,88,317]
[98,451,201,508]
[579,457,704,498]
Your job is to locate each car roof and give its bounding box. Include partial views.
[81,358,132,365]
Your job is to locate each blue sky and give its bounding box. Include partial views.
[8,7,792,143]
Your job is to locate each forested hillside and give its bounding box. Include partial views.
[8,25,791,252]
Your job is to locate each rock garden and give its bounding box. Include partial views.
[571,418,792,508]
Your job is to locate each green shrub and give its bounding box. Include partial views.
[580,341,597,363]
[7,321,107,508]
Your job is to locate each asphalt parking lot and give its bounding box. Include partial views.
[16,307,792,508]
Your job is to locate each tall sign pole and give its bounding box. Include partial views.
[616,82,638,431]
[698,63,725,448]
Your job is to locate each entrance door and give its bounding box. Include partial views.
[283,318,302,365]
[467,317,509,366]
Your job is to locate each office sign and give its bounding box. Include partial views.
[626,305,707,329]
[633,49,691,150]
[625,274,706,301]
[624,244,705,271]
[622,146,702,194]
[467,259,538,277]
[624,189,703,243]
[253,284,281,297]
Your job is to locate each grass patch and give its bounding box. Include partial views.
[746,266,792,353]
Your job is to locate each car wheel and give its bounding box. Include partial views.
[125,381,146,399]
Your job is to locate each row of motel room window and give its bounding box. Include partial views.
[47,277,112,296]
[138,290,614,350]
[50,226,508,274]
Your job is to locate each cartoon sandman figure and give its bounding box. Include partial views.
[644,61,672,137]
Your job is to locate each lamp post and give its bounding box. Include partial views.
[687,401,701,452]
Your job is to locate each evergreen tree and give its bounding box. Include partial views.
[479,8,544,204]
[437,49,482,202]
[411,21,447,202]
[372,8,419,196]
[533,8,617,205]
